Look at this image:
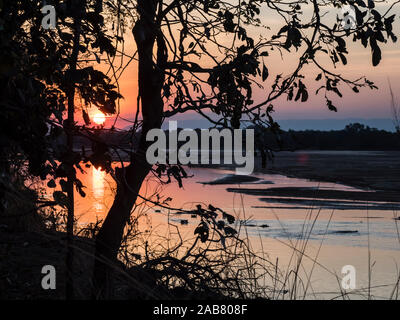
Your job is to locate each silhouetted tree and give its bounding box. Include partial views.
[1,0,398,299]
[0,0,121,298]
[91,0,398,298]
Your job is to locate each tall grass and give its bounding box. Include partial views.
[78,178,400,300]
[389,80,400,133]
[13,169,400,300]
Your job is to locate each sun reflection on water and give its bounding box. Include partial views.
[92,166,105,212]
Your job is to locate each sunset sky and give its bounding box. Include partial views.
[94,1,400,131]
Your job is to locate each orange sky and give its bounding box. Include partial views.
[88,1,400,129]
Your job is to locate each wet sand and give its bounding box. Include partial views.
[252,197,400,211]
[221,151,400,210]
[190,151,400,191]
[256,151,400,192]
[199,174,261,185]
[226,186,400,203]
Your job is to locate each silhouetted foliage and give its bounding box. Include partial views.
[252,123,400,151]
[1,0,399,300]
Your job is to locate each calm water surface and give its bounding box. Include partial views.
[55,164,400,299]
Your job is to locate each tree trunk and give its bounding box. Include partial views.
[65,9,82,299]
[92,0,164,299]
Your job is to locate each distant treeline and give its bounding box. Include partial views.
[271,123,400,151]
[72,123,400,152]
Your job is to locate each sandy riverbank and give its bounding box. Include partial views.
[190,150,400,191]
[256,151,400,192]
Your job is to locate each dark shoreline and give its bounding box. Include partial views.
[189,151,400,192]
[256,151,400,192]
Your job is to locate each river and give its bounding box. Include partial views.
[49,156,400,299]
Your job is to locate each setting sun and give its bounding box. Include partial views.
[93,112,106,125]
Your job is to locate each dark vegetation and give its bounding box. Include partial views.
[265,123,400,151]
[1,0,399,300]
[75,122,400,155]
